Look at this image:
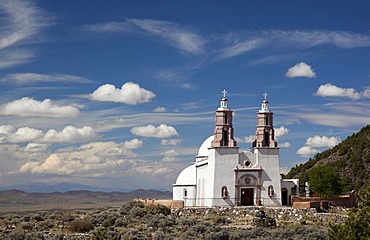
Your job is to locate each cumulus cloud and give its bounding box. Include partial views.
[153,107,167,113]
[286,62,316,78]
[7,127,43,143]
[19,142,125,174]
[297,135,341,157]
[297,146,318,157]
[22,143,50,153]
[163,149,179,157]
[305,135,340,148]
[275,126,289,137]
[236,135,255,143]
[161,149,180,162]
[279,142,291,148]
[0,97,80,117]
[314,83,362,99]
[130,165,174,175]
[280,167,291,175]
[0,125,16,138]
[161,139,182,146]
[131,124,179,138]
[1,73,94,85]
[89,82,156,104]
[0,125,98,143]
[120,139,143,149]
[19,141,174,177]
[39,126,99,143]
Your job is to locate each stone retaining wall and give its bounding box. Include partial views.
[172,206,348,227]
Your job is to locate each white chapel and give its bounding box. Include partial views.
[173,91,299,207]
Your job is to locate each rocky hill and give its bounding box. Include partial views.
[285,125,370,192]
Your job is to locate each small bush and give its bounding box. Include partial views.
[145,204,171,215]
[69,220,94,233]
[129,206,147,218]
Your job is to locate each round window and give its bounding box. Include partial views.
[244,160,251,167]
[244,177,251,185]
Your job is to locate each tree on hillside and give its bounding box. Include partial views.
[308,165,343,198]
[329,184,370,239]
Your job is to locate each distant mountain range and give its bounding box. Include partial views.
[0,182,140,193]
[286,125,370,192]
[0,189,172,212]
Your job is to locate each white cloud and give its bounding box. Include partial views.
[297,146,318,157]
[217,38,265,59]
[39,126,98,143]
[163,149,179,157]
[314,83,361,99]
[19,142,125,175]
[280,167,291,175]
[269,30,370,49]
[0,125,16,135]
[120,139,143,149]
[1,73,94,85]
[89,82,156,105]
[279,142,291,148]
[286,62,316,78]
[236,135,255,143]
[162,150,180,162]
[275,126,289,137]
[0,125,98,144]
[0,97,80,117]
[305,135,340,148]
[22,143,50,153]
[18,141,175,177]
[162,156,181,162]
[161,139,182,146]
[0,49,35,69]
[129,165,174,175]
[0,0,50,68]
[153,107,167,113]
[83,18,206,55]
[131,124,179,138]
[297,135,341,157]
[7,127,43,143]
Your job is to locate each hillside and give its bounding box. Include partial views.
[285,125,370,192]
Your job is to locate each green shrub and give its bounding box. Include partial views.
[145,204,171,215]
[68,219,94,233]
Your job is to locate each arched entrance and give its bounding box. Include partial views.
[235,174,259,206]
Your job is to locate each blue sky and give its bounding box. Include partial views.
[0,0,369,191]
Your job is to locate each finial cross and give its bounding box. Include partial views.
[263,92,268,100]
[222,89,227,98]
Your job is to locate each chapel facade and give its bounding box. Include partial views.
[173,91,298,207]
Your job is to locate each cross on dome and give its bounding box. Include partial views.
[222,89,227,98]
[219,89,229,109]
[263,92,268,100]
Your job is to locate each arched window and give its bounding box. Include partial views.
[221,186,228,199]
[268,186,274,197]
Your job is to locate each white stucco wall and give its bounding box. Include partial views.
[211,147,239,206]
[255,148,282,206]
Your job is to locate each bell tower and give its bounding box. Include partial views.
[253,93,277,148]
[211,90,237,148]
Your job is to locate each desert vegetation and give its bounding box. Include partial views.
[2,184,370,240]
[0,200,334,240]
